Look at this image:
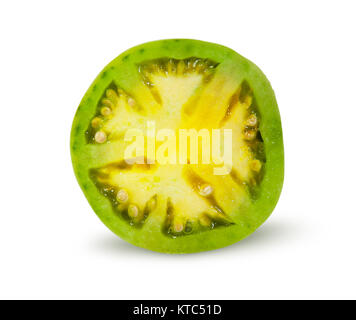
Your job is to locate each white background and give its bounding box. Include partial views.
[0,0,355,300]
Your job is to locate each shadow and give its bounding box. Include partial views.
[220,217,304,254]
[90,217,305,257]
[90,234,169,257]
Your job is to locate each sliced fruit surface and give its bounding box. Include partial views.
[71,39,284,253]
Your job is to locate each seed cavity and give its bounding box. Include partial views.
[138,57,218,78]
[94,131,107,143]
[86,82,146,144]
[138,57,219,105]
[183,167,227,219]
